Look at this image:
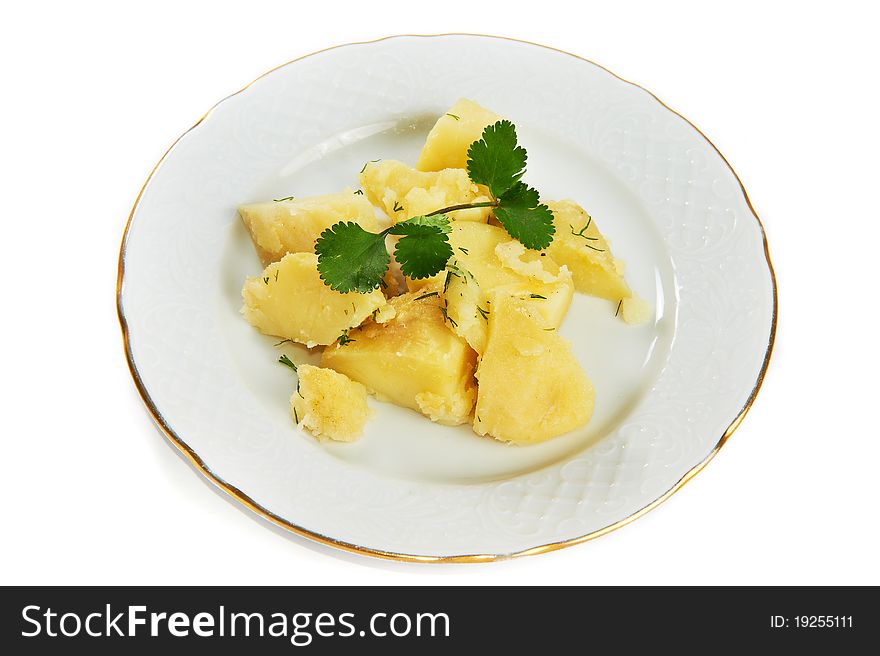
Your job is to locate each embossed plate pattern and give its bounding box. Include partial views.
[118,35,776,561]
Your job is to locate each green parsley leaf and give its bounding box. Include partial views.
[493,182,555,250]
[388,214,452,235]
[394,231,453,280]
[466,120,527,197]
[315,222,390,293]
[336,329,356,346]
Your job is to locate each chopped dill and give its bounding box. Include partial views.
[443,271,453,293]
[570,219,604,251]
[442,263,464,294]
[337,329,356,346]
[278,354,298,372]
[570,216,592,236]
[446,113,461,120]
[273,196,295,202]
[439,305,458,328]
[415,291,439,301]
[615,299,623,317]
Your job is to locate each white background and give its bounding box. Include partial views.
[3,0,878,585]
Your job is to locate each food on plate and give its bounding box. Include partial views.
[237,98,650,445]
[620,295,652,325]
[321,287,477,426]
[417,98,502,171]
[543,199,631,301]
[289,363,371,442]
[239,191,378,266]
[360,159,492,223]
[241,252,390,347]
[416,221,574,354]
[473,293,595,444]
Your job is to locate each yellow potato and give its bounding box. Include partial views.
[416,99,502,172]
[413,222,573,354]
[474,294,594,444]
[360,160,491,223]
[544,200,632,301]
[241,252,388,347]
[620,295,652,325]
[321,287,477,425]
[291,365,370,442]
[239,191,379,266]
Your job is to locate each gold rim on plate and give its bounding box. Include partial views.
[116,34,778,563]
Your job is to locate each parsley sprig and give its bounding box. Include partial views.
[315,215,453,293]
[315,119,554,293]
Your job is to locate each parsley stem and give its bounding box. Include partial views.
[424,200,499,217]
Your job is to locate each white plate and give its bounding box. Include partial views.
[118,34,776,561]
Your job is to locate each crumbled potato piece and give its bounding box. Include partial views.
[321,287,477,425]
[544,200,632,301]
[417,99,502,171]
[241,253,387,347]
[239,191,379,266]
[474,294,594,444]
[360,160,491,223]
[291,365,370,442]
[620,295,652,325]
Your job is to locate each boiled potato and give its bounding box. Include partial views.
[620,295,652,325]
[291,365,370,442]
[544,200,632,301]
[415,222,573,354]
[321,287,477,425]
[474,293,594,444]
[493,240,574,327]
[239,191,379,266]
[360,160,491,223]
[242,252,388,347]
[417,99,502,172]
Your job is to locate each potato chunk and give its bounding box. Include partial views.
[544,200,632,301]
[360,160,491,224]
[474,294,594,444]
[241,252,388,347]
[291,365,370,442]
[239,191,379,266]
[417,99,502,172]
[321,287,477,425]
[417,222,573,354]
[620,295,652,325]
